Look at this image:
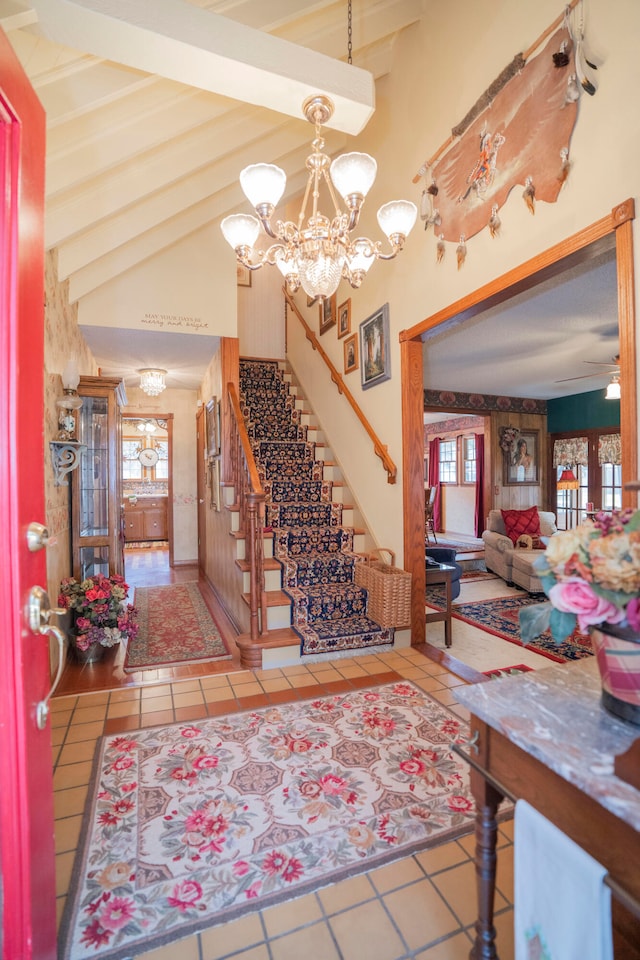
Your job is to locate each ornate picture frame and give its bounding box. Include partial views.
[205,397,217,459]
[344,333,358,374]
[337,298,351,339]
[359,303,391,390]
[319,294,337,335]
[501,427,539,485]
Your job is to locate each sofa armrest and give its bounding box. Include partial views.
[482,530,514,554]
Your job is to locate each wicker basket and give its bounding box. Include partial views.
[354,548,412,629]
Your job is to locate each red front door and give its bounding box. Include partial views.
[0,28,57,960]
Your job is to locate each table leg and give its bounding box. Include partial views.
[444,573,452,647]
[469,770,504,959]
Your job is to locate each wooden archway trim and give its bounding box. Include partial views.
[400,198,637,648]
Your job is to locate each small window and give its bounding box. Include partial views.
[462,435,476,484]
[601,462,622,512]
[155,441,169,480]
[438,439,457,484]
[122,440,142,480]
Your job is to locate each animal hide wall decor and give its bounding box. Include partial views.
[414,2,597,256]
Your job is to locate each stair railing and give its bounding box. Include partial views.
[228,382,267,641]
[284,289,397,484]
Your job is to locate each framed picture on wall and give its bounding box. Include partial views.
[337,298,351,338]
[319,294,337,335]
[344,333,358,374]
[502,428,539,485]
[205,397,217,459]
[359,303,391,390]
[236,264,252,287]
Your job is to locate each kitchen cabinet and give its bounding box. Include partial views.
[123,497,167,541]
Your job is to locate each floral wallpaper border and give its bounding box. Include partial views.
[424,388,547,415]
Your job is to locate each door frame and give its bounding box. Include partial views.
[400,199,637,647]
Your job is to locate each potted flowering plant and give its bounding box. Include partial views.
[58,573,138,660]
[519,508,640,725]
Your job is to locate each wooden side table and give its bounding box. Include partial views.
[425,561,455,647]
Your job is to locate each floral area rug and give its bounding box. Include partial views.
[240,359,392,656]
[58,681,474,960]
[426,592,592,663]
[482,663,534,680]
[123,582,231,671]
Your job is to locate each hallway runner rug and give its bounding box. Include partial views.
[124,582,231,671]
[426,592,592,664]
[58,681,475,960]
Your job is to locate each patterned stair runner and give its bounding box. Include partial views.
[239,358,393,656]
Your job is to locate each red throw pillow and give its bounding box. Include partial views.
[501,506,541,546]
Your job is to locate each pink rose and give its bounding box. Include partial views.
[548,580,625,631]
[625,596,640,632]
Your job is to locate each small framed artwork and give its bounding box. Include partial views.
[359,303,391,390]
[337,298,351,339]
[236,264,252,287]
[205,397,217,459]
[319,294,337,335]
[344,333,358,374]
[209,458,220,509]
[502,428,539,485]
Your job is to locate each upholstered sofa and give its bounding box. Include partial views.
[426,547,463,600]
[482,508,557,592]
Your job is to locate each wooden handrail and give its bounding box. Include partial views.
[227,382,267,641]
[284,289,397,484]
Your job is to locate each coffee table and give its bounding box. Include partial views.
[425,561,456,647]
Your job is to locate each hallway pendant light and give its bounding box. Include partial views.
[557,468,580,490]
[138,368,167,396]
[221,95,418,301]
[137,419,157,433]
[605,375,621,400]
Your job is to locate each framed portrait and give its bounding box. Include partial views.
[236,263,251,287]
[337,298,351,339]
[319,294,337,335]
[344,333,358,374]
[359,303,391,390]
[209,458,220,510]
[205,397,217,459]
[502,428,539,485]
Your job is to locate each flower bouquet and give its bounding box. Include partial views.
[58,573,138,653]
[519,509,640,643]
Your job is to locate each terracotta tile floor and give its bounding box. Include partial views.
[52,548,515,959]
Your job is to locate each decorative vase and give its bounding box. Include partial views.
[71,640,106,664]
[589,624,640,726]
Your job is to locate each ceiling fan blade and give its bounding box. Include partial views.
[554,372,614,382]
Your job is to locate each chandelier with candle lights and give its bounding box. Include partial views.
[220,95,417,301]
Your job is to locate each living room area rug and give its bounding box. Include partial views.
[124,582,231,671]
[58,681,475,960]
[426,592,592,664]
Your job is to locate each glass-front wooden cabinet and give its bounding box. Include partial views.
[71,376,127,580]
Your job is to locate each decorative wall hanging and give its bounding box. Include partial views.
[413,0,597,262]
[501,427,540,486]
[360,304,391,390]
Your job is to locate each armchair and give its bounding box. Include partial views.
[482,508,557,589]
[426,546,463,600]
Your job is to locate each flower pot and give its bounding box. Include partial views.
[589,624,640,726]
[71,640,106,664]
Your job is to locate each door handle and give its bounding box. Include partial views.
[27,586,67,730]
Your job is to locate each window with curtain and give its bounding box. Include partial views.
[551,430,621,529]
[438,439,457,483]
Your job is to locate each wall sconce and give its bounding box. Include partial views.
[605,376,621,400]
[136,419,157,433]
[50,359,86,485]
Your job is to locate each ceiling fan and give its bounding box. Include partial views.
[554,355,620,383]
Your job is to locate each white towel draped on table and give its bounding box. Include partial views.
[514,800,613,960]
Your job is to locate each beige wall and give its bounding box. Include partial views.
[282,0,640,564]
[44,250,99,602]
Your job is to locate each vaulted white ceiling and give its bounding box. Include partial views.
[2,0,420,306]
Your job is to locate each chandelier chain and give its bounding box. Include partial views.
[347,0,352,65]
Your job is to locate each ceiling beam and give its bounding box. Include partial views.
[29,0,375,133]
